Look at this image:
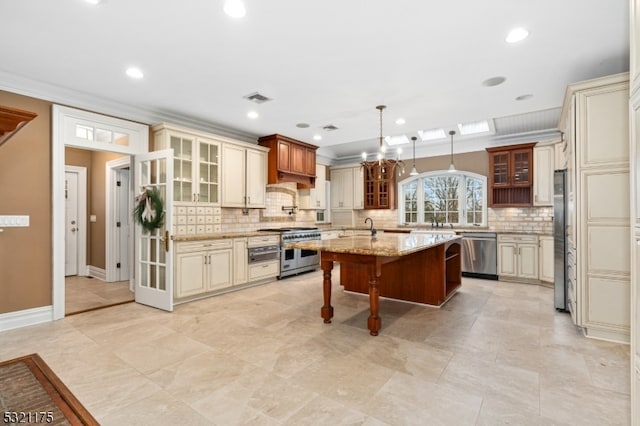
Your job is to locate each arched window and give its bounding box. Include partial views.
[398,171,487,226]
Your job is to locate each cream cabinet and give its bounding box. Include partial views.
[174,240,233,299]
[153,123,221,206]
[539,235,554,283]
[233,238,248,286]
[221,143,268,208]
[497,234,539,280]
[299,164,326,210]
[631,3,640,415]
[330,166,363,210]
[560,72,630,343]
[533,145,554,206]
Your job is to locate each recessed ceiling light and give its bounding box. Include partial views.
[85,0,102,4]
[125,67,144,79]
[296,123,310,128]
[482,76,506,87]
[506,27,529,43]
[223,0,246,18]
[313,134,322,141]
[384,135,410,146]
[247,111,259,119]
[418,128,446,141]
[515,94,533,101]
[395,118,406,125]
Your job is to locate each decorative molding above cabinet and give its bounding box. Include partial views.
[258,134,318,189]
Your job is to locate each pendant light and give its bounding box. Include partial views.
[360,105,405,177]
[410,136,419,176]
[448,130,456,172]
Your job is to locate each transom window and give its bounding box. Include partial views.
[398,171,487,226]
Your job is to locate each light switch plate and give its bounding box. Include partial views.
[0,215,30,227]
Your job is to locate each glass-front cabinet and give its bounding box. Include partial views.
[486,142,536,207]
[153,123,220,206]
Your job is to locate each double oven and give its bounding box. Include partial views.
[258,227,321,278]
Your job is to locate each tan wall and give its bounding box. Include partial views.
[0,91,52,314]
[409,150,489,178]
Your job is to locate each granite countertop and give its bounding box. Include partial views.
[173,231,280,242]
[285,233,461,257]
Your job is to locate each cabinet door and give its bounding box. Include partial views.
[305,148,316,176]
[278,140,291,172]
[222,144,247,207]
[534,146,554,206]
[331,168,354,209]
[518,243,539,279]
[207,249,233,291]
[352,167,363,209]
[314,164,326,209]
[170,133,195,202]
[330,169,343,209]
[246,149,266,207]
[539,236,554,283]
[198,139,220,205]
[511,149,532,186]
[490,151,510,186]
[498,243,517,276]
[175,252,206,298]
[233,238,248,285]
[290,143,306,174]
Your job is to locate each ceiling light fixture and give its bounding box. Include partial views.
[84,0,102,4]
[448,130,456,172]
[125,67,144,79]
[313,134,322,141]
[395,118,406,125]
[506,27,529,43]
[247,111,258,119]
[410,136,419,176]
[223,0,246,18]
[361,105,405,177]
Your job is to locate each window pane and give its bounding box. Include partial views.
[403,181,418,223]
[423,175,459,225]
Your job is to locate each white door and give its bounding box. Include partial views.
[134,149,174,311]
[64,171,79,276]
[116,168,131,281]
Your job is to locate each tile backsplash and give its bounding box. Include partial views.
[487,207,553,234]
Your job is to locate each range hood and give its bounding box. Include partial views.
[0,105,37,146]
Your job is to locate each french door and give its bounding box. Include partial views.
[134,149,174,311]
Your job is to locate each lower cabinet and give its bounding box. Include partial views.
[175,236,279,302]
[175,240,233,299]
[498,234,539,280]
[539,235,554,283]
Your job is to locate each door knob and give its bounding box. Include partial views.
[71,227,77,233]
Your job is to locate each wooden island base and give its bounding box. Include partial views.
[319,240,461,336]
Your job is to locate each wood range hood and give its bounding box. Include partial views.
[258,134,318,189]
[0,105,38,146]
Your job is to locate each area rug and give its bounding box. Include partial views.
[0,353,98,425]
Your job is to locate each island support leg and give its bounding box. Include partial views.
[367,259,383,336]
[320,260,334,324]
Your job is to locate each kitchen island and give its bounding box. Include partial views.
[285,233,462,336]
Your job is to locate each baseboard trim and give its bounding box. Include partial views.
[0,306,53,332]
[87,266,106,281]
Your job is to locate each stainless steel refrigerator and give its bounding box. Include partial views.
[554,169,568,311]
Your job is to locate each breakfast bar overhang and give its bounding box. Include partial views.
[285,233,462,336]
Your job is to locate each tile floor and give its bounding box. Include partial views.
[1,270,630,425]
[65,276,134,314]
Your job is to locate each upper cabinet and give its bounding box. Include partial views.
[486,142,536,207]
[221,143,268,208]
[363,161,397,209]
[258,134,318,189]
[0,105,37,146]
[533,144,555,206]
[153,123,221,206]
[299,164,326,210]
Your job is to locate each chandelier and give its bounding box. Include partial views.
[360,105,405,178]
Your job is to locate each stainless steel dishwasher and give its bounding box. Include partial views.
[461,232,498,280]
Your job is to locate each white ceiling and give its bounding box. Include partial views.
[0,0,629,163]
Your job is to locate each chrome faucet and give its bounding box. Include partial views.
[364,217,377,237]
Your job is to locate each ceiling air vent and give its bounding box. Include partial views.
[243,92,272,104]
[322,124,339,131]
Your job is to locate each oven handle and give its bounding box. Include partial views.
[251,249,280,256]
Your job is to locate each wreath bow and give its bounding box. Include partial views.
[134,187,165,233]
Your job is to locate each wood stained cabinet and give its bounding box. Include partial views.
[486,143,536,207]
[258,134,318,188]
[362,161,397,209]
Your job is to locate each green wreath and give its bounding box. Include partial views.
[134,187,165,233]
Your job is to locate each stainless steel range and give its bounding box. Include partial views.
[258,227,321,278]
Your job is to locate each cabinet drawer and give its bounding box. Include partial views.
[248,235,280,247]
[498,234,538,243]
[176,239,233,253]
[248,260,279,281]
